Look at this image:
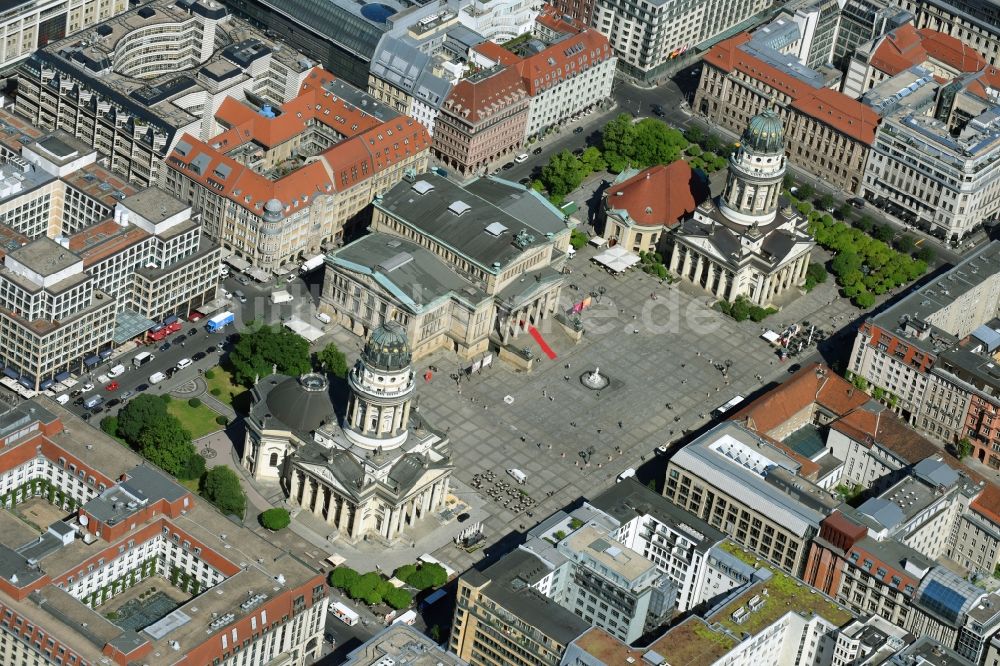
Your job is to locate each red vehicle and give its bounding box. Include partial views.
[105,381,119,391]
[188,311,204,321]
[148,321,182,342]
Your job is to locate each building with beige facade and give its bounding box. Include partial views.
[354,172,570,351]
[669,110,815,308]
[243,323,453,544]
[15,0,316,188]
[164,68,430,273]
[696,31,878,194]
[601,162,701,254]
[663,421,841,575]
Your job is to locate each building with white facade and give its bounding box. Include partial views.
[591,0,771,83]
[0,399,327,666]
[863,101,1000,242]
[458,0,539,43]
[15,0,316,187]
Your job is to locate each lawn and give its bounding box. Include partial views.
[166,400,221,440]
[205,366,249,412]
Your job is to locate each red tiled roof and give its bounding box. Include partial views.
[535,4,581,34]
[971,484,1000,526]
[870,24,985,77]
[604,162,698,228]
[471,42,520,67]
[443,67,528,124]
[730,363,868,435]
[830,408,941,465]
[704,34,879,144]
[964,66,1000,101]
[517,28,613,96]
[167,67,430,214]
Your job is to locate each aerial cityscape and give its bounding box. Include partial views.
[0,0,997,664]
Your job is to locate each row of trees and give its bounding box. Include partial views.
[329,567,413,610]
[810,214,928,308]
[392,562,448,590]
[716,296,777,322]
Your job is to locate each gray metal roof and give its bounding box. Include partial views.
[375,174,567,273]
[251,374,336,436]
[971,323,1000,352]
[913,457,960,488]
[329,233,488,312]
[856,497,906,531]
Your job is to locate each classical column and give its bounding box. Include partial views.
[289,469,301,502]
[798,255,809,281]
[716,270,728,299]
[669,245,680,273]
[681,247,693,280]
[383,508,394,539]
[395,502,406,536]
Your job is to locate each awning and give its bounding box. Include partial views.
[283,318,326,342]
[3,368,17,379]
[18,377,32,388]
[224,254,252,272]
[114,310,156,344]
[761,330,780,345]
[55,371,71,382]
[592,246,640,273]
[39,379,53,390]
[84,356,100,367]
[247,267,271,282]
[589,236,608,248]
[326,554,346,567]
[99,349,112,359]
[163,315,178,325]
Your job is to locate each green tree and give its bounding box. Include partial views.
[916,246,935,263]
[955,438,973,459]
[683,126,704,145]
[101,416,119,438]
[116,394,168,444]
[875,224,894,243]
[729,297,751,322]
[896,235,917,253]
[579,146,606,173]
[200,466,246,517]
[139,418,195,477]
[816,193,835,211]
[541,150,587,197]
[229,325,311,387]
[430,625,442,642]
[329,566,359,590]
[384,587,412,610]
[348,572,383,601]
[317,343,349,378]
[796,183,814,200]
[393,564,417,582]
[259,507,291,530]
[408,563,448,590]
[570,228,589,249]
[178,453,206,481]
[853,289,876,309]
[600,113,636,172]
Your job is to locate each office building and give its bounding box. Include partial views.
[696,29,878,194]
[834,0,913,70]
[15,0,316,187]
[663,421,841,575]
[849,240,1000,421]
[368,35,454,136]
[164,68,430,274]
[0,120,219,389]
[900,0,1000,65]
[668,110,816,308]
[0,399,327,666]
[457,0,539,43]
[591,0,771,84]
[344,623,469,665]
[243,322,453,543]
[337,172,570,351]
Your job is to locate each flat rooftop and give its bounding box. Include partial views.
[30,131,94,165]
[343,624,469,665]
[670,421,839,536]
[121,187,191,224]
[7,237,81,277]
[561,525,655,583]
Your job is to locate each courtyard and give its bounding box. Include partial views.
[16,498,69,532]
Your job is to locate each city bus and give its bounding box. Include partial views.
[713,395,745,419]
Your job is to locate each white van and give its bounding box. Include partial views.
[315,312,332,325]
[149,371,167,385]
[175,358,192,370]
[506,468,527,484]
[617,468,637,483]
[55,394,70,405]
[107,364,126,378]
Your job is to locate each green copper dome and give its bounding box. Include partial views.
[740,109,784,154]
[362,321,411,371]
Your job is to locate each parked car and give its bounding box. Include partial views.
[514,153,529,163]
[135,384,148,392]
[56,394,70,405]
[104,381,119,391]
[120,391,133,400]
[175,358,193,370]
[159,342,171,352]
[787,363,802,374]
[188,311,204,321]
[81,383,94,392]
[652,104,665,117]
[532,147,543,155]
[188,328,198,337]
[192,352,206,361]
[71,389,84,398]
[457,513,471,523]
[237,275,252,286]
[106,398,120,409]
[573,126,584,134]
[502,162,514,170]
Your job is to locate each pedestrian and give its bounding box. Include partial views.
[618,420,623,428]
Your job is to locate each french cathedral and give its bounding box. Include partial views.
[669,109,815,307]
[241,321,453,543]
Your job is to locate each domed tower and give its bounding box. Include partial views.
[343,321,415,450]
[719,109,787,227]
[258,198,284,263]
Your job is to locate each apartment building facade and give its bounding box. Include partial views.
[15,0,314,187]
[0,0,126,72]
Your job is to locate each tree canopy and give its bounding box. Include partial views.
[329,566,359,590]
[599,114,688,173]
[229,325,311,387]
[117,395,168,444]
[317,343,349,379]
[114,394,197,478]
[200,466,246,517]
[259,507,291,531]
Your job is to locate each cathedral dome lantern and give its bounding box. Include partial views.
[719,109,787,227]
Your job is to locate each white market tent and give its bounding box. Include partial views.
[283,318,326,342]
[592,246,640,273]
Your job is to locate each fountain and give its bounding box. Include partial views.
[580,366,609,390]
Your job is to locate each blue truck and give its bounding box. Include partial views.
[206,311,235,333]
